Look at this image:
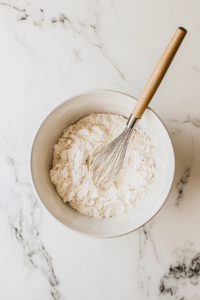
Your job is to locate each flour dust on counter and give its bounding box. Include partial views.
[50,113,155,218]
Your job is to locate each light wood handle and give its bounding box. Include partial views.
[132,27,187,119]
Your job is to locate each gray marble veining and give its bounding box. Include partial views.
[0,0,200,299]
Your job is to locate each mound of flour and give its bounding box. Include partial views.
[50,113,155,218]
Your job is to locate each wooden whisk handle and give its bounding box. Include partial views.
[132,27,187,119]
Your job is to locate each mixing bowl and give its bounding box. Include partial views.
[30,90,175,238]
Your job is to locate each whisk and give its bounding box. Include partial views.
[90,27,187,189]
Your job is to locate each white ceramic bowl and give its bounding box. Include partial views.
[30,90,175,238]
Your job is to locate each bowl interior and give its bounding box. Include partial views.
[30,90,175,238]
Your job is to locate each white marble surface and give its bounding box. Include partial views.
[0,0,200,299]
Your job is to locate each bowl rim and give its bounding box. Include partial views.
[29,89,175,238]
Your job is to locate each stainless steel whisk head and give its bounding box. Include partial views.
[89,116,138,189]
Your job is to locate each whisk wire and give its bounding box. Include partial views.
[90,125,134,188]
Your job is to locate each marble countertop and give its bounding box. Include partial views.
[1,0,200,299]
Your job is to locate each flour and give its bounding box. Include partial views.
[50,113,155,218]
